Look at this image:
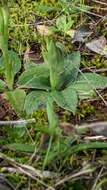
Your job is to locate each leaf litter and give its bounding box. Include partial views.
[86,36,107,57]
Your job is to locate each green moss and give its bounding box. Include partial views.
[77,102,95,119]
[8,0,60,53]
[8,0,37,52]
[82,55,107,69]
[8,0,80,53]
[32,108,47,123]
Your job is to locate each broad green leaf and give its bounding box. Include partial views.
[24,61,44,70]
[5,89,26,116]
[43,40,80,90]
[0,79,6,91]
[43,40,65,89]
[77,73,107,89]
[0,50,21,75]
[52,87,78,114]
[62,51,80,87]
[9,50,21,75]
[24,91,49,114]
[72,73,107,99]
[18,64,50,90]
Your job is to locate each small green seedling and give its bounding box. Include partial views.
[51,15,74,36]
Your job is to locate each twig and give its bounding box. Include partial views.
[76,121,107,137]
[92,0,107,6]
[52,166,94,189]
[0,118,36,126]
[84,136,107,140]
[91,166,104,190]
[81,68,107,73]
[79,121,107,129]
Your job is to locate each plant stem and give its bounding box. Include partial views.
[42,135,53,170]
[46,96,58,130]
[1,5,13,89]
[42,97,59,169]
[3,46,13,90]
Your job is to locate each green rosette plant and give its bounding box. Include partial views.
[18,40,107,130]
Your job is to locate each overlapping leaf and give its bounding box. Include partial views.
[18,64,50,90]
[24,90,49,114]
[62,51,80,87]
[43,40,65,89]
[71,73,107,99]
[0,50,21,75]
[5,89,26,116]
[52,87,78,114]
